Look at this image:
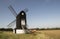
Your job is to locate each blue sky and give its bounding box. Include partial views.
[0,0,60,28]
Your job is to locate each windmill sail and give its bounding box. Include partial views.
[8,5,17,17]
[23,8,28,13]
[7,20,16,28]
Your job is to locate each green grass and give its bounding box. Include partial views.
[0,31,37,39]
[0,30,60,39]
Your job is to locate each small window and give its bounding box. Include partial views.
[22,13,24,15]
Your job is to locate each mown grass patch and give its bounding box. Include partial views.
[0,31,37,39]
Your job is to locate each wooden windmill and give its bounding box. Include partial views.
[8,5,28,34]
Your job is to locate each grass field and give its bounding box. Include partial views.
[0,30,60,39]
[39,30,60,39]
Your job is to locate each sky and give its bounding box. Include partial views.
[0,0,60,29]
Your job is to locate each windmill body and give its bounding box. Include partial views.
[16,11,27,29]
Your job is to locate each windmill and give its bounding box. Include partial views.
[8,5,28,34]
